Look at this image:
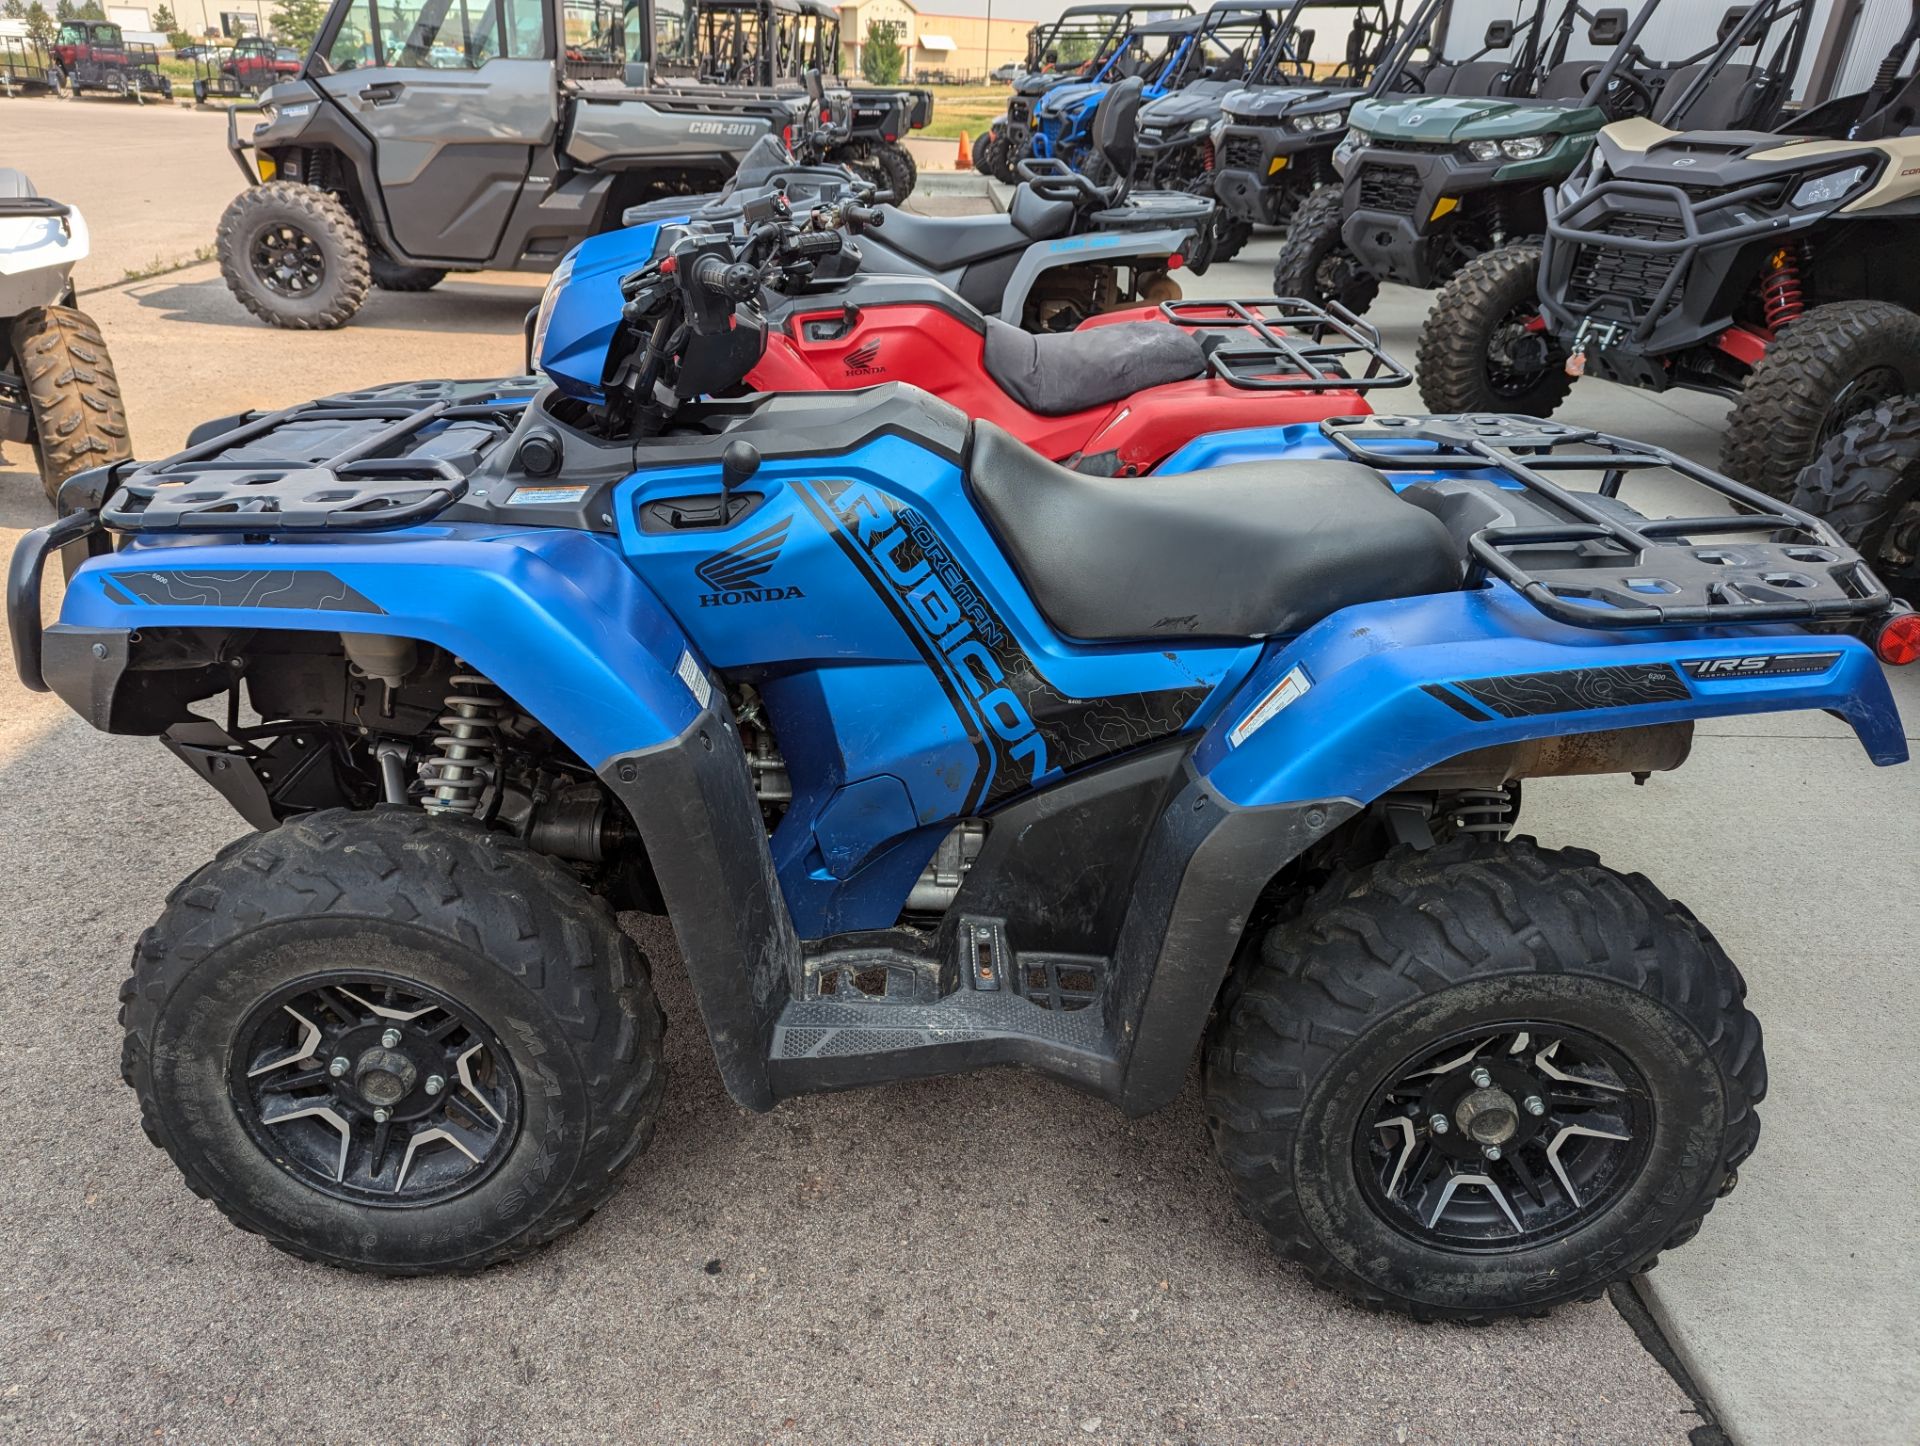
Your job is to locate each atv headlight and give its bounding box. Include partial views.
[530,251,576,370]
[1334,126,1370,164]
[274,101,315,120]
[1469,134,1553,162]
[1187,118,1211,136]
[1292,109,1346,133]
[1792,164,1869,210]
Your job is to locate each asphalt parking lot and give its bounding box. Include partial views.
[3,100,1916,1445]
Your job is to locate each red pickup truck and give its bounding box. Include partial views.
[221,37,304,92]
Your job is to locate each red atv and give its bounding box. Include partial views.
[221,37,302,94]
[746,289,1407,475]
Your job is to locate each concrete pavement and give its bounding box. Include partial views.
[1,108,1913,1441]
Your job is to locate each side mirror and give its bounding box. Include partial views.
[1483,20,1514,48]
[1587,8,1627,46]
[624,60,649,87]
[804,66,825,104]
[1718,5,1757,44]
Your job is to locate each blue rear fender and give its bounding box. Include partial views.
[1197,584,1908,812]
[54,524,706,767]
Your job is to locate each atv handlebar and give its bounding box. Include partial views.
[693,255,761,300]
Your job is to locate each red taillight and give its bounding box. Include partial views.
[782,125,793,148]
[821,108,832,122]
[1168,253,1185,270]
[1875,611,1920,666]
[883,132,897,142]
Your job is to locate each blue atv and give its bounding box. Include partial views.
[12,213,1916,1318]
[1027,3,1266,177]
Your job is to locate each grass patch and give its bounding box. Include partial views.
[122,244,216,282]
[914,83,1012,141]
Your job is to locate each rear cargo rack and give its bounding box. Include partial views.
[1320,414,1894,629]
[100,382,536,535]
[1157,297,1412,393]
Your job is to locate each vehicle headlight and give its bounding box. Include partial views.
[274,101,315,120]
[1293,109,1346,133]
[1792,164,1868,209]
[1336,126,1371,155]
[1187,117,1210,136]
[530,252,576,369]
[1470,134,1554,162]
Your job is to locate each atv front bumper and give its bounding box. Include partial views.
[1212,126,1329,225]
[1339,147,1569,288]
[1540,173,1818,364]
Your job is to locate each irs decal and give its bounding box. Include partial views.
[1682,653,1841,680]
[799,478,1212,811]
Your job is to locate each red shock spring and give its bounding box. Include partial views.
[1760,245,1805,331]
[1201,139,1215,172]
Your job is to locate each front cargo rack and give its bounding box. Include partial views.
[98,381,536,534]
[1321,414,1894,629]
[1157,297,1412,393]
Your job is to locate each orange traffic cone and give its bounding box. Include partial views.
[956,131,970,169]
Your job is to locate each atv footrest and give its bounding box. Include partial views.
[98,380,536,534]
[1322,414,1893,629]
[769,926,1115,1096]
[1160,298,1411,393]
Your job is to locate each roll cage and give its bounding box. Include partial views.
[1239,0,1418,89]
[1026,3,1188,74]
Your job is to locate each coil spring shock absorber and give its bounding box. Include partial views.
[1448,786,1516,837]
[1760,244,1806,331]
[419,670,505,816]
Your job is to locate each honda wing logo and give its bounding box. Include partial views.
[844,340,884,376]
[694,517,806,606]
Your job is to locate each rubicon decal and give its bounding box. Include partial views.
[694,518,806,606]
[798,478,1210,810]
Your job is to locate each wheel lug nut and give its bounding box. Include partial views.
[1483,1144,1502,1161]
[381,1028,402,1048]
[373,1107,390,1123]
[1429,1113,1449,1135]
[328,1056,350,1077]
[425,1075,445,1096]
[1470,1066,1492,1088]
[1524,1095,1545,1116]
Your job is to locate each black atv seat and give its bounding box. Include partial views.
[968,422,1460,639]
[1430,60,1511,97]
[1656,63,1759,129]
[982,319,1207,415]
[873,184,1073,271]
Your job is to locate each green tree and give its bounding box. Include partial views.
[1,0,26,20]
[151,1,175,27]
[24,0,54,42]
[270,0,326,50]
[54,0,71,19]
[861,19,901,84]
[73,0,104,17]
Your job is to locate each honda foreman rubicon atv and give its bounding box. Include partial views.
[1212,0,1434,237]
[534,205,1410,472]
[1540,3,1920,497]
[977,3,1187,181]
[1134,0,1412,262]
[621,75,1216,331]
[213,0,813,328]
[1790,397,1920,610]
[1278,0,1803,383]
[13,213,1918,1317]
[0,170,131,502]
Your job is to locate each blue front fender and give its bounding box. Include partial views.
[54,524,704,768]
[1198,585,1908,810]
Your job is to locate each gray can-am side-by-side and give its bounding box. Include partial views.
[1210,0,1435,233]
[215,0,812,329]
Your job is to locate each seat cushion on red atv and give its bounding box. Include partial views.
[982,318,1206,415]
[872,207,1031,271]
[968,422,1460,640]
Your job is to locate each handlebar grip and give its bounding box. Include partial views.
[693,256,757,299]
[844,204,883,229]
[788,229,843,258]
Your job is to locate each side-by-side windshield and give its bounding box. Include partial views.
[325,0,552,69]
